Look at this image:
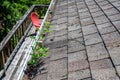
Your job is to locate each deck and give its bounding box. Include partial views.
[32,0,120,80]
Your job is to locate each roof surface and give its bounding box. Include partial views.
[33,0,120,80]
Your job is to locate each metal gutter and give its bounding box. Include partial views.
[17,0,56,80]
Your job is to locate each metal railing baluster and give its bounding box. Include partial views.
[1,51,6,76]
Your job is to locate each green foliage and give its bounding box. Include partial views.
[36,21,53,41]
[28,43,49,67]
[29,21,53,67]
[43,21,54,33]
[28,58,39,66]
[28,21,53,67]
[30,36,35,39]
[0,0,51,42]
[39,35,44,40]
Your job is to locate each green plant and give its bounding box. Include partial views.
[39,34,44,40]
[43,21,53,33]
[26,21,52,78]
[28,42,49,67]
[37,21,54,41]
[30,36,35,39]
[26,37,49,79]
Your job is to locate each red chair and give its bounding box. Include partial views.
[30,12,42,31]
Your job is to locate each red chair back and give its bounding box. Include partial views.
[30,12,42,28]
[30,12,39,21]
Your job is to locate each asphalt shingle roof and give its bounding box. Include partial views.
[33,0,120,80]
